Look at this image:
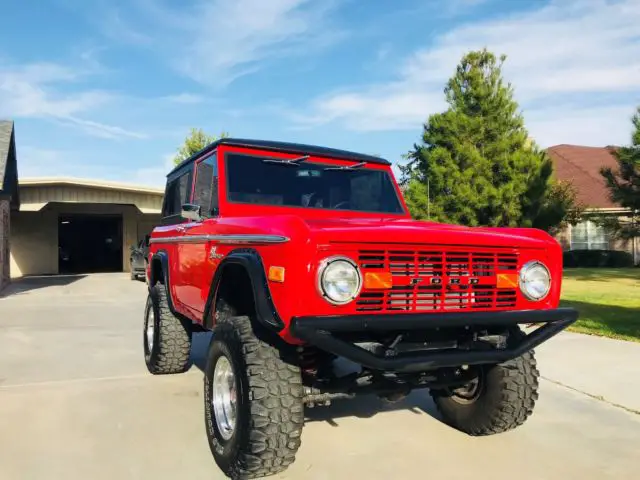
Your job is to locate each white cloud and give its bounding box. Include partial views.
[58,117,148,140]
[131,153,175,188]
[101,9,154,46]
[19,146,170,187]
[292,87,444,131]
[162,93,205,104]
[525,104,638,148]
[296,0,640,146]
[100,0,343,87]
[180,0,343,86]
[0,60,146,140]
[17,146,106,179]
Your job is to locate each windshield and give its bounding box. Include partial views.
[225,153,405,214]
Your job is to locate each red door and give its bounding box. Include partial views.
[176,220,214,315]
[174,152,220,321]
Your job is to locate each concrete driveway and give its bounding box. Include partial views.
[1,274,639,480]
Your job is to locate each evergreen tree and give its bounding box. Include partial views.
[173,128,229,165]
[599,106,640,239]
[400,49,581,231]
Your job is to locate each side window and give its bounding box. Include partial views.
[193,154,218,217]
[162,169,192,220]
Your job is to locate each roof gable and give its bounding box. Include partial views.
[0,120,19,208]
[547,144,620,209]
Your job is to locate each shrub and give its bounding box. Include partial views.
[563,249,634,268]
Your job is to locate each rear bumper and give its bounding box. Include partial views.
[290,308,578,373]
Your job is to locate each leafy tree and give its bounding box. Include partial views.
[400,48,582,231]
[599,106,640,239]
[173,128,229,165]
[534,181,584,234]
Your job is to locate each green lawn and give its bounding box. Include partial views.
[561,268,640,342]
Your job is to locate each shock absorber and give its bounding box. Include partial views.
[297,346,322,376]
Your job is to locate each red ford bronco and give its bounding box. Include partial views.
[143,138,577,479]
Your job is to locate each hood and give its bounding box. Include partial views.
[303,217,554,250]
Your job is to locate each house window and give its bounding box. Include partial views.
[571,220,610,250]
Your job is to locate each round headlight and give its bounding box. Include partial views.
[519,261,551,301]
[318,256,362,305]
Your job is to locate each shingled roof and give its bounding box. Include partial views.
[0,120,19,207]
[547,144,621,210]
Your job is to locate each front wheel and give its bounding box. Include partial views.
[204,316,304,479]
[143,283,192,374]
[430,350,539,435]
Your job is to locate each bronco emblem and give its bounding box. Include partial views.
[209,246,224,260]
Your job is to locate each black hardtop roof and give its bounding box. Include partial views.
[168,137,390,177]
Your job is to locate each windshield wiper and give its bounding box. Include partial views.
[262,155,309,166]
[323,161,367,171]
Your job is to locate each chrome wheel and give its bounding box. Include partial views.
[212,355,237,440]
[146,304,155,353]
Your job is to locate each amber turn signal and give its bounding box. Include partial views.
[268,266,286,283]
[497,273,518,289]
[364,272,393,290]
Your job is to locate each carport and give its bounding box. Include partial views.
[10,178,163,277]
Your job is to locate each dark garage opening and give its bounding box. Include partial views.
[58,214,123,274]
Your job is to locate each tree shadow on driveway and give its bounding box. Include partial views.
[303,390,440,427]
[561,299,640,341]
[188,331,441,426]
[0,274,87,298]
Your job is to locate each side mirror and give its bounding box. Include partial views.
[181,203,202,222]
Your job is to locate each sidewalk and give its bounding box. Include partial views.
[535,331,640,413]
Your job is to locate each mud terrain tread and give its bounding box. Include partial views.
[432,350,539,435]
[209,316,304,479]
[148,283,192,374]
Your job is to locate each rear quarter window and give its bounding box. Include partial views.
[162,168,192,220]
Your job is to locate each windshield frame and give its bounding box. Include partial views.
[221,150,408,217]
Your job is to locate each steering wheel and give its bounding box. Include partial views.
[305,192,320,207]
[333,200,351,210]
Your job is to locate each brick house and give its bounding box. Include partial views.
[0,121,19,291]
[547,144,638,264]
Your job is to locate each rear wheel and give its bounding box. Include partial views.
[204,316,304,479]
[143,283,192,374]
[430,350,539,435]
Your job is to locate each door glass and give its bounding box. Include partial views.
[193,154,218,217]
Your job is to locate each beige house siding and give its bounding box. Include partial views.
[10,204,161,277]
[19,182,163,213]
[9,209,57,276]
[10,181,163,278]
[0,198,9,290]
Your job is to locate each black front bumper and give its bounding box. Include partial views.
[290,308,578,373]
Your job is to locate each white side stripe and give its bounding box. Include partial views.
[149,234,289,245]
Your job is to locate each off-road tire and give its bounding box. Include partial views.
[204,316,304,479]
[430,350,539,435]
[143,283,192,374]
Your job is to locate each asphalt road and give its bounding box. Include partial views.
[1,274,639,480]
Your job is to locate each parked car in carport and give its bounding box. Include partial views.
[129,235,150,281]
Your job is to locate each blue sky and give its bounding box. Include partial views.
[1,0,639,187]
